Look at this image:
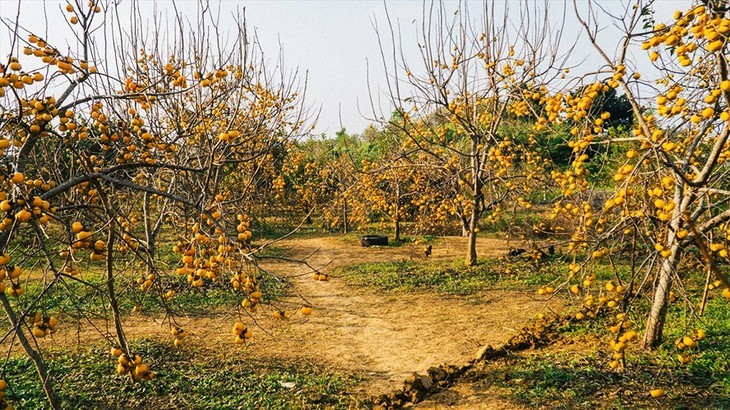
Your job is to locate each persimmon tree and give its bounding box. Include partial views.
[279,127,451,238]
[534,0,730,365]
[375,0,570,265]
[581,0,730,349]
[274,130,363,231]
[344,124,432,240]
[0,1,309,408]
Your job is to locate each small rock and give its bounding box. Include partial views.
[404,373,433,393]
[409,389,425,402]
[387,391,402,406]
[427,366,448,382]
[475,344,496,361]
[419,375,434,392]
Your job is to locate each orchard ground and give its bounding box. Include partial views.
[3,232,729,409]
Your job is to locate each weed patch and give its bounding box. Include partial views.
[3,339,361,409]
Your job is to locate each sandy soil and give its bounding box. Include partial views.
[37,235,548,403]
[248,235,544,395]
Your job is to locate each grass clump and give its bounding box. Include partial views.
[335,257,563,295]
[3,339,361,409]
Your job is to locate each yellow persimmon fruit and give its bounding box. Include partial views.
[650,388,665,398]
[707,40,724,52]
[89,252,105,261]
[15,209,32,222]
[682,336,697,348]
[135,363,148,376]
[249,291,263,299]
[696,329,707,340]
[722,287,730,299]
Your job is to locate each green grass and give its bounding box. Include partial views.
[253,243,296,258]
[253,221,327,240]
[473,278,730,409]
[500,354,611,406]
[660,295,730,393]
[336,259,495,295]
[334,244,632,296]
[3,339,362,409]
[335,257,566,295]
[478,344,730,409]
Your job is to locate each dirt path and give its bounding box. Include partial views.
[244,235,545,395]
[39,235,547,401]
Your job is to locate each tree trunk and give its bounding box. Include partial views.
[343,197,348,234]
[106,222,130,353]
[460,215,469,237]
[465,137,482,266]
[394,198,401,242]
[642,246,680,348]
[465,218,478,266]
[0,295,60,409]
[143,191,155,258]
[643,184,687,349]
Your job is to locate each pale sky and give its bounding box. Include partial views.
[240,0,690,136]
[1,1,692,137]
[242,1,409,135]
